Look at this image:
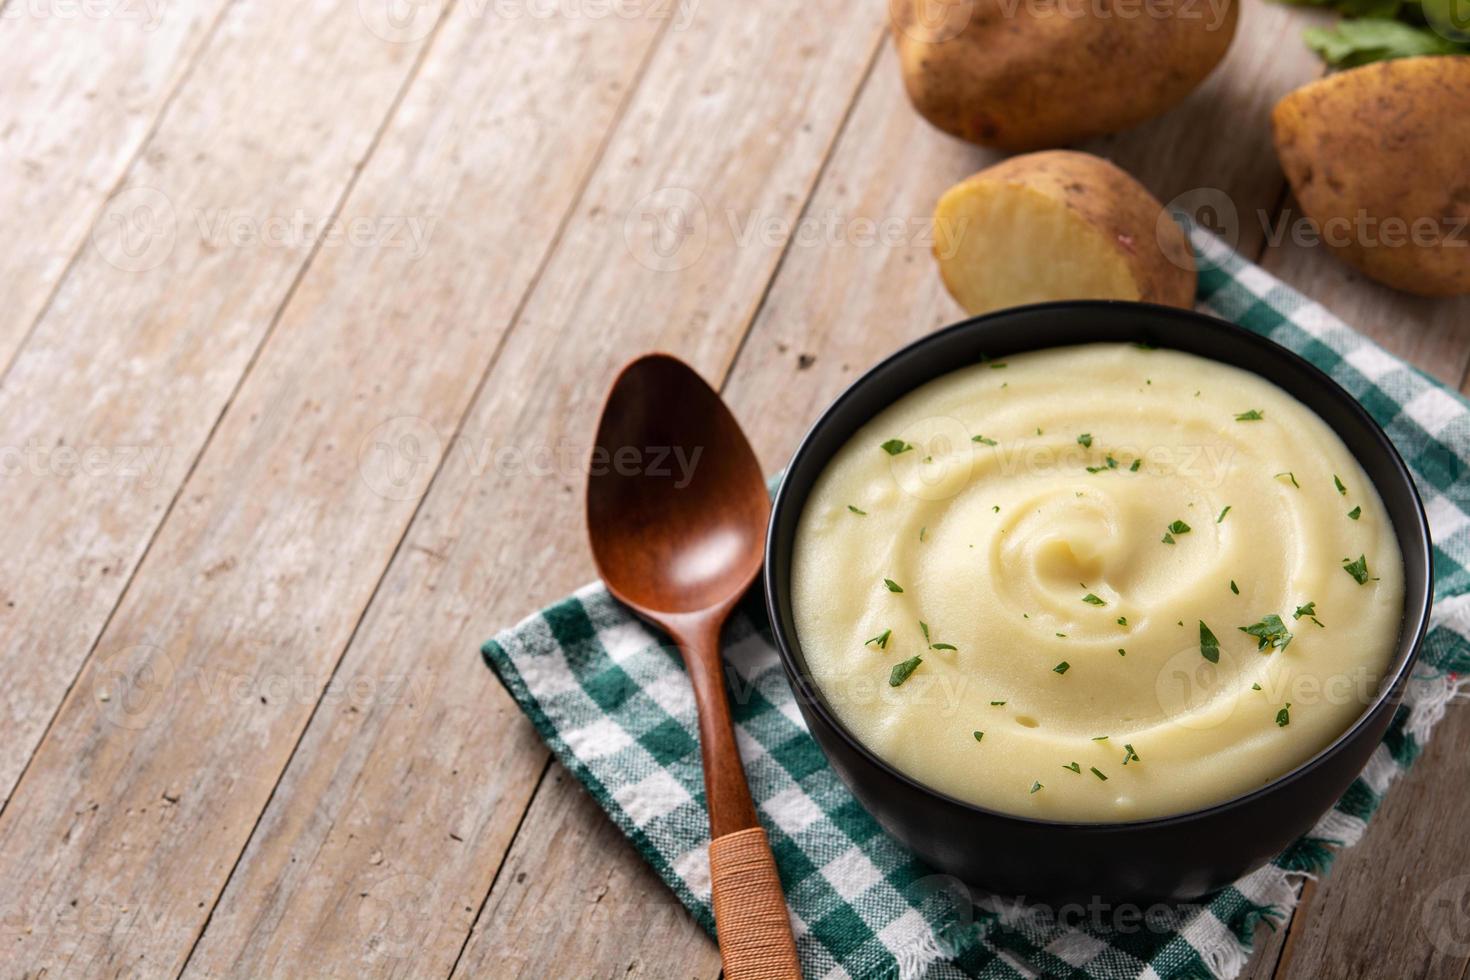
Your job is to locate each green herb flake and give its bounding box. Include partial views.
[1252,683,1262,691]
[1053,661,1071,675]
[1168,520,1192,535]
[1091,767,1108,781]
[1276,703,1292,728]
[1162,532,1176,545]
[1130,459,1142,472]
[1031,781,1043,794]
[865,629,891,650]
[1118,648,1126,656]
[920,621,931,644]
[1342,555,1371,585]
[973,731,984,742]
[972,434,998,446]
[990,700,1007,706]
[1077,433,1093,448]
[931,643,957,651]
[1235,409,1264,422]
[1217,505,1231,523]
[889,656,923,687]
[1199,621,1220,663]
[1230,580,1239,595]
[993,505,1000,513]
[1334,474,1347,495]
[880,439,913,455]
[1116,616,1128,626]
[1240,614,1294,652]
[1348,506,1362,520]
[884,578,904,593]
[919,527,926,542]
[1091,735,1110,742]
[1106,456,1118,469]
[847,505,867,515]
[1082,593,1106,606]
[1064,762,1081,773]
[1292,602,1316,621]
[1122,744,1140,766]
[1055,632,1067,638]
[1275,471,1300,489]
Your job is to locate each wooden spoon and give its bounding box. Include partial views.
[587,353,802,980]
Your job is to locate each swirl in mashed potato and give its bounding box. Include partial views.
[792,343,1402,821]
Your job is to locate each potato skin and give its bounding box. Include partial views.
[935,151,1197,312]
[892,0,1239,151]
[1271,56,1470,297]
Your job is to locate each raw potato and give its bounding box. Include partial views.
[1271,56,1470,297]
[933,151,1197,315]
[891,0,1239,151]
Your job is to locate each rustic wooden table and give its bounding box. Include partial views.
[3,1,1468,977]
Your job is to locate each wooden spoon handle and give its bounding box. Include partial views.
[709,826,802,979]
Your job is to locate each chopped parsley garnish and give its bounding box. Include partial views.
[1077,433,1093,448]
[1130,458,1142,472]
[1082,593,1106,606]
[1055,632,1067,638]
[920,621,930,644]
[1053,661,1071,675]
[1064,762,1081,773]
[1348,506,1362,520]
[1090,767,1108,781]
[919,527,926,541]
[1240,614,1294,652]
[1168,520,1192,535]
[1252,683,1262,691]
[1292,602,1316,621]
[1230,580,1239,595]
[1276,703,1292,727]
[1118,648,1126,656]
[1122,744,1140,765]
[990,700,1007,706]
[1031,781,1043,794]
[1334,474,1347,495]
[1275,471,1300,489]
[865,629,891,650]
[848,505,867,515]
[889,656,923,687]
[1116,616,1127,626]
[1342,555,1371,585]
[1162,532,1175,544]
[1217,506,1231,523]
[973,731,984,742]
[931,643,957,651]
[972,434,998,446]
[1235,409,1264,421]
[1092,735,1110,742]
[880,439,913,455]
[1199,621,1220,663]
[884,578,904,593]
[992,505,1000,513]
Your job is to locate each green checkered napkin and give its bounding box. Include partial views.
[483,229,1470,980]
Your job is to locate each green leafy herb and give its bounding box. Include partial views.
[1162,532,1176,545]
[880,439,913,455]
[889,656,923,687]
[1064,761,1081,773]
[1118,648,1126,656]
[1130,458,1142,472]
[1053,661,1071,675]
[973,731,984,742]
[1276,702,1292,727]
[1091,767,1108,781]
[1334,474,1347,496]
[865,629,891,650]
[1031,781,1043,794]
[1077,433,1093,448]
[1200,621,1221,663]
[1092,735,1110,742]
[1292,602,1316,621]
[993,505,1000,513]
[1235,409,1264,422]
[1122,744,1140,766]
[1217,505,1231,523]
[1117,616,1128,626]
[972,434,998,446]
[990,700,1007,706]
[1230,580,1239,595]
[1082,593,1106,606]
[1240,614,1294,652]
[1343,554,1371,585]
[931,642,957,651]
[1169,520,1192,535]
[1252,683,1262,691]
[919,527,926,542]
[920,621,931,644]
[1275,471,1300,489]
[848,505,867,515]
[1348,506,1362,520]
[1304,19,1466,69]
[884,578,904,593]
[1056,632,1067,638]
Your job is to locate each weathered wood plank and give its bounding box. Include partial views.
[454,763,723,979]
[180,3,888,977]
[0,0,439,810]
[0,0,228,367]
[0,1,677,975]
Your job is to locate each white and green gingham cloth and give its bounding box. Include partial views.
[482,231,1470,980]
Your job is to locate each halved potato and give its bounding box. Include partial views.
[933,151,1196,315]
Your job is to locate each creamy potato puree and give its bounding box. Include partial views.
[792,344,1403,821]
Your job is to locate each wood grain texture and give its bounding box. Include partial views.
[0,0,438,811]
[0,0,227,367]
[453,764,723,979]
[179,2,886,977]
[0,1,666,974]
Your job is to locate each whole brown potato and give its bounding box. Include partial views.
[891,0,1239,151]
[933,150,1197,314]
[1271,56,1470,297]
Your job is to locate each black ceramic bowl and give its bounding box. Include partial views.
[764,301,1432,904]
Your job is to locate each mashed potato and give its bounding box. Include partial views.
[792,343,1402,821]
